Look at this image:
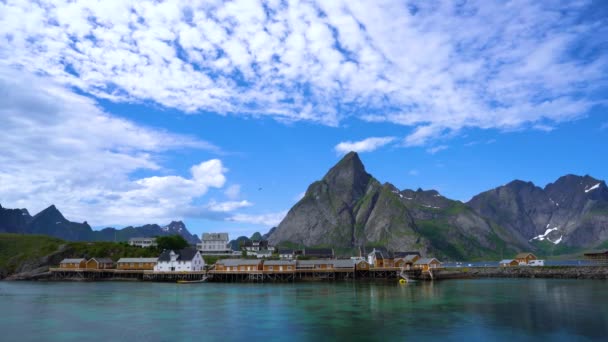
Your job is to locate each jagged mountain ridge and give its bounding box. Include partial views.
[268,152,528,259]
[467,175,608,248]
[0,204,200,243]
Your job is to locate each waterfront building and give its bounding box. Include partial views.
[514,253,537,265]
[583,251,608,261]
[393,251,421,258]
[154,248,204,272]
[395,254,420,269]
[197,233,232,254]
[263,260,296,272]
[367,247,394,267]
[331,259,355,271]
[128,237,157,248]
[296,259,334,270]
[303,248,334,259]
[499,259,519,267]
[59,258,86,269]
[354,259,370,270]
[413,258,442,271]
[117,257,158,270]
[86,258,114,269]
[215,259,263,272]
[278,249,295,260]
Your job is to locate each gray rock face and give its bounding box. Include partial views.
[268,152,528,259]
[467,175,608,248]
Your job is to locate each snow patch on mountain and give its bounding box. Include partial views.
[584,183,601,193]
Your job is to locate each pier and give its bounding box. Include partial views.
[49,267,423,282]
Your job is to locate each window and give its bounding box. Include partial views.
[268,266,273,271]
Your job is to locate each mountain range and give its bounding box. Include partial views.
[0,204,200,244]
[267,152,608,259]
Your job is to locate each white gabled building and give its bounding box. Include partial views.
[196,233,232,254]
[154,248,205,272]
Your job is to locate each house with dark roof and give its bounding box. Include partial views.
[395,254,420,269]
[153,248,204,272]
[367,247,395,267]
[278,249,295,260]
[393,251,421,258]
[303,248,334,259]
[86,258,114,269]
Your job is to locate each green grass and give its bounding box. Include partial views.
[66,241,159,262]
[0,233,64,273]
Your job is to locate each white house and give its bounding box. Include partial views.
[128,237,157,248]
[154,248,205,272]
[196,233,232,254]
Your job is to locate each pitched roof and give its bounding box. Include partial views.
[414,258,440,265]
[60,258,85,264]
[332,260,355,268]
[128,237,156,242]
[404,255,419,262]
[368,247,394,259]
[202,233,229,241]
[117,258,158,263]
[90,258,113,264]
[297,259,334,266]
[217,259,262,266]
[393,251,421,258]
[157,248,200,262]
[303,248,334,257]
[264,260,296,266]
[515,253,536,259]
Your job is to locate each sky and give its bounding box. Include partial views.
[0,0,607,239]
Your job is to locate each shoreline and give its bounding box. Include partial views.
[4,265,608,282]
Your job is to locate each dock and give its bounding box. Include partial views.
[49,267,423,282]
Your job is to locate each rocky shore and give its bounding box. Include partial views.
[427,266,608,280]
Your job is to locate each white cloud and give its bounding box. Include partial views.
[224,184,241,200]
[227,211,287,227]
[335,136,396,154]
[0,66,229,226]
[408,169,419,176]
[600,122,608,130]
[206,200,253,213]
[427,145,448,154]
[0,0,604,144]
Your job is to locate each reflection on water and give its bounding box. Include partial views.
[1,279,607,341]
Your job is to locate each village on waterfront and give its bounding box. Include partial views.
[51,232,608,283]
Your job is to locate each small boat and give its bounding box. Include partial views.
[177,278,208,284]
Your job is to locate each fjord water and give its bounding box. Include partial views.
[1,279,606,341]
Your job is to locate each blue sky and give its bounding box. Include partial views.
[0,0,607,239]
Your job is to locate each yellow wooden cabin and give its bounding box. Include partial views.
[116,257,158,270]
[296,259,335,270]
[215,259,263,272]
[86,258,114,269]
[514,253,537,265]
[263,260,296,272]
[413,258,442,271]
[59,258,86,269]
[354,259,370,270]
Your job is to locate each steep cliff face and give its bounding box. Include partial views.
[268,152,527,259]
[468,175,608,249]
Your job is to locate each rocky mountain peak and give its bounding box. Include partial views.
[33,204,66,222]
[321,151,372,205]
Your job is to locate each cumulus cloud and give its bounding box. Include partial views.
[0,66,230,225]
[0,0,605,144]
[227,211,288,227]
[426,145,448,154]
[223,184,242,200]
[335,137,396,154]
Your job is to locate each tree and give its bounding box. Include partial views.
[156,235,189,251]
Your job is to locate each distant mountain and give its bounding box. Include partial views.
[268,152,527,260]
[468,175,608,250]
[0,204,200,244]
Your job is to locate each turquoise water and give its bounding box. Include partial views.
[0,279,607,341]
